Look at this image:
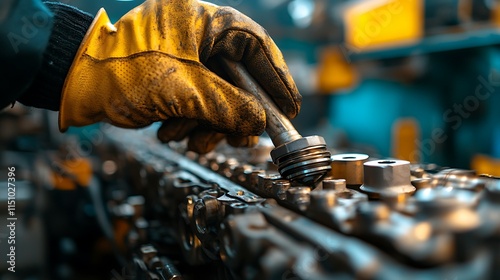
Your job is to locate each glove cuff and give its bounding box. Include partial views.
[18,2,93,111]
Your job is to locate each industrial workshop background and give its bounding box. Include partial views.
[1,0,500,279]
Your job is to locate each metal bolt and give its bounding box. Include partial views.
[380,191,410,210]
[322,178,347,192]
[159,257,184,280]
[247,169,266,188]
[185,195,198,221]
[410,165,426,178]
[413,188,476,217]
[357,202,390,223]
[219,158,240,178]
[310,190,337,211]
[194,196,221,236]
[258,173,282,196]
[331,153,369,186]
[272,180,291,200]
[230,165,253,185]
[227,202,248,215]
[432,169,484,191]
[140,245,157,264]
[286,187,311,210]
[208,154,226,172]
[411,177,432,190]
[360,160,415,199]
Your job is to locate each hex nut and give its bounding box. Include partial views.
[272,180,290,200]
[309,190,337,211]
[270,136,326,163]
[286,187,311,209]
[360,160,415,199]
[322,178,347,191]
[258,173,281,196]
[357,202,390,223]
[270,136,331,186]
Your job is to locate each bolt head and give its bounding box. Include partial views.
[360,160,415,198]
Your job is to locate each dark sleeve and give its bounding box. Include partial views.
[18,1,94,110]
[0,0,53,109]
[0,0,94,111]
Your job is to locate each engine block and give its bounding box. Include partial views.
[102,128,500,280]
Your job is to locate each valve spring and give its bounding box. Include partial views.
[275,145,332,185]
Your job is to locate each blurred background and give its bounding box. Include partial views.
[1,0,500,279]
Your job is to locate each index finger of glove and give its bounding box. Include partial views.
[200,4,302,119]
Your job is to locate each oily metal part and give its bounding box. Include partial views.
[331,153,369,186]
[360,159,416,199]
[127,136,264,204]
[104,129,500,280]
[272,136,332,185]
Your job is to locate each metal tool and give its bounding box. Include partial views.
[221,59,331,186]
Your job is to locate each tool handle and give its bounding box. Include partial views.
[220,59,301,146]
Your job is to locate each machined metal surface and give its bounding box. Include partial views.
[271,136,332,185]
[360,159,416,198]
[100,128,500,280]
[330,153,369,187]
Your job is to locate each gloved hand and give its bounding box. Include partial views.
[60,0,301,153]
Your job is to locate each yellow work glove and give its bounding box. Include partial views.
[60,0,301,153]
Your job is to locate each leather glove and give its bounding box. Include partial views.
[60,0,301,153]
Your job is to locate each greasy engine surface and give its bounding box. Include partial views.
[102,128,500,280]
